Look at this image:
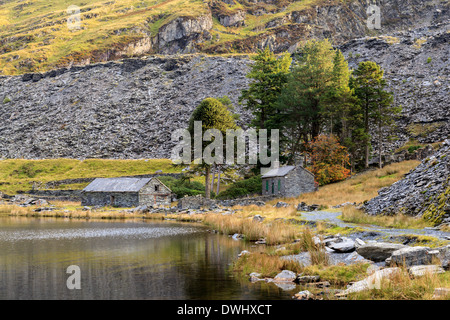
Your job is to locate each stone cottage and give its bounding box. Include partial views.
[262,164,316,198]
[81,177,172,207]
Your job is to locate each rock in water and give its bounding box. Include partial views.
[273,270,297,282]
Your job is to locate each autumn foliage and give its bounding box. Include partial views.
[306,134,351,186]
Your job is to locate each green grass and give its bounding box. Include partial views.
[0,0,331,74]
[0,158,181,194]
[0,0,209,74]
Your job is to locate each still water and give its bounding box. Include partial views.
[0,217,294,300]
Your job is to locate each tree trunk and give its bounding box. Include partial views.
[364,102,370,169]
[210,165,215,195]
[378,115,382,169]
[205,166,211,199]
[216,166,221,195]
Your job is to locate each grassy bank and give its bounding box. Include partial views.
[0,203,203,222]
[347,269,450,300]
[203,212,300,245]
[340,205,434,230]
[0,158,181,194]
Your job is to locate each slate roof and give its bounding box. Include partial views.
[82,177,152,193]
[261,166,296,178]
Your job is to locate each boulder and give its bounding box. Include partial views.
[432,288,450,299]
[408,265,445,277]
[356,242,406,262]
[253,214,265,222]
[354,238,366,248]
[249,272,262,282]
[273,270,297,282]
[389,246,434,267]
[274,201,289,208]
[238,250,250,258]
[297,202,320,212]
[436,245,450,270]
[337,268,401,296]
[342,251,373,265]
[232,233,244,240]
[295,275,320,284]
[327,238,356,253]
[293,290,314,300]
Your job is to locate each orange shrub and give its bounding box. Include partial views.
[306,134,351,186]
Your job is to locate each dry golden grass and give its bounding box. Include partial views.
[348,268,450,300]
[203,212,299,245]
[0,204,33,216]
[341,205,434,229]
[231,204,298,219]
[0,202,203,222]
[233,250,304,278]
[298,227,329,266]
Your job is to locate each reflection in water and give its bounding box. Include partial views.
[0,217,294,300]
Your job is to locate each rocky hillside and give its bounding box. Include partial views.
[338,21,449,150]
[0,55,253,159]
[1,0,449,75]
[1,20,448,160]
[364,139,449,224]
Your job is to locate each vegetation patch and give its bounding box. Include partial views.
[0,158,181,194]
[340,206,434,230]
[422,184,450,225]
[406,122,445,138]
[216,175,261,199]
[347,268,450,300]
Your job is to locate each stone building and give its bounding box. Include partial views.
[81,177,172,207]
[261,164,316,198]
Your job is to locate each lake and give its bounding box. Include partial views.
[0,217,295,300]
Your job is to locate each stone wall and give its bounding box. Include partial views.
[139,179,171,206]
[284,167,316,198]
[81,192,139,207]
[262,176,286,197]
[27,189,83,201]
[177,194,277,210]
[177,195,215,210]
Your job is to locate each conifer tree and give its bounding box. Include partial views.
[239,47,291,130]
[350,61,399,168]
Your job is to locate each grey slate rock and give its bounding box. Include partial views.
[356,242,406,262]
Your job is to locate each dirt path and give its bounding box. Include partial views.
[300,210,450,241]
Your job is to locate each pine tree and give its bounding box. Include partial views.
[239,47,291,130]
[350,61,399,168]
[274,39,337,163]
